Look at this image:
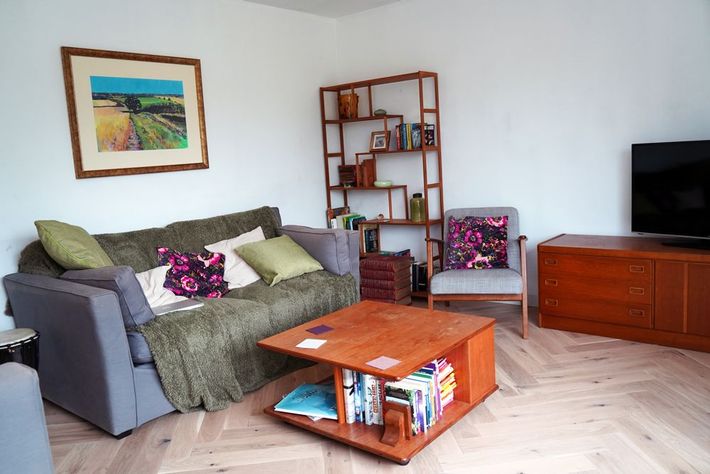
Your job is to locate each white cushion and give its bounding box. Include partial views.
[135,265,187,307]
[205,226,265,289]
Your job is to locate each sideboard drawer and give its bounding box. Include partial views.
[539,253,652,282]
[539,276,652,305]
[540,296,653,328]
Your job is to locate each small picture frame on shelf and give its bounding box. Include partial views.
[370,131,390,152]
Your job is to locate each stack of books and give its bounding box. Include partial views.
[341,358,456,435]
[360,255,412,305]
[437,358,457,410]
[326,206,366,230]
[395,123,436,150]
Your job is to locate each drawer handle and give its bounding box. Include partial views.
[628,308,645,317]
[544,279,558,287]
[629,287,645,295]
[545,298,559,307]
[629,265,645,273]
[544,258,558,265]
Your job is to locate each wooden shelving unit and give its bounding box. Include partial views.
[320,71,445,261]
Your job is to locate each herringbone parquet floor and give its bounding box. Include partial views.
[45,302,710,473]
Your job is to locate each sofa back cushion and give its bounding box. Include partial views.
[166,206,281,251]
[18,206,283,276]
[60,265,154,328]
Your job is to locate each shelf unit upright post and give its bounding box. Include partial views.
[319,71,445,268]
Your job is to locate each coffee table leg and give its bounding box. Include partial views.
[333,367,346,424]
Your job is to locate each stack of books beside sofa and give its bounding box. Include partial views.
[359,256,411,305]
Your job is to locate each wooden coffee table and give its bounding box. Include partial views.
[257,300,497,464]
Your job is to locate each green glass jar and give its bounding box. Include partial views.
[410,193,425,223]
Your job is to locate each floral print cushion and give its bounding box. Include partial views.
[157,247,228,298]
[444,216,509,270]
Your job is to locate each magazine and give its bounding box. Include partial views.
[274,383,337,420]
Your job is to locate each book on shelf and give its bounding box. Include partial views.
[361,267,410,281]
[342,358,455,435]
[411,123,421,149]
[378,249,411,257]
[361,275,411,290]
[396,123,436,151]
[274,383,338,420]
[411,261,428,292]
[361,286,411,301]
[342,369,355,424]
[353,370,363,423]
[359,255,411,272]
[363,373,384,425]
[424,123,436,146]
[359,224,380,254]
[338,165,358,187]
[326,206,350,229]
[346,215,367,230]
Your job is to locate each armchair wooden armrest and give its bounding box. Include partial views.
[426,238,445,281]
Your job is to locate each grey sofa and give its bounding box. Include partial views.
[4,206,359,438]
[0,362,54,474]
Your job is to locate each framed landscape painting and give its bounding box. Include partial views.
[61,47,209,178]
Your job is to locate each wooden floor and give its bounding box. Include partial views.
[45,302,710,473]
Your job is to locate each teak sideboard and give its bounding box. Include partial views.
[538,234,710,352]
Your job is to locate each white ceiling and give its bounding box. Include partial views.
[243,0,401,18]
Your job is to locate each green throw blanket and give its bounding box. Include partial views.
[138,271,358,412]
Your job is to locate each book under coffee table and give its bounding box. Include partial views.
[257,300,497,465]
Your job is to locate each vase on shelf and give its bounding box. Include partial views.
[410,193,425,223]
[338,93,358,119]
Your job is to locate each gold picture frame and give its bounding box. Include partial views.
[61,46,209,178]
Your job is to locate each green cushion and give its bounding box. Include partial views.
[236,235,323,286]
[35,220,113,270]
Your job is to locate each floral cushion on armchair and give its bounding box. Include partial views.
[157,247,228,298]
[444,216,509,270]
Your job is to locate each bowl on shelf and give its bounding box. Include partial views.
[373,180,392,188]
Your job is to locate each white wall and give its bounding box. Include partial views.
[335,0,710,302]
[0,0,336,329]
[2,0,709,330]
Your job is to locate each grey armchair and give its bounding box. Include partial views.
[0,362,54,473]
[426,207,529,338]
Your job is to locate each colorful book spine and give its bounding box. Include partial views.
[342,369,355,424]
[411,123,421,149]
[424,123,435,146]
[353,371,362,423]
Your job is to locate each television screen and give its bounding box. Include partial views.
[632,140,710,239]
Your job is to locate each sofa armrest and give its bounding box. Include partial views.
[0,363,54,474]
[279,225,360,286]
[3,273,137,436]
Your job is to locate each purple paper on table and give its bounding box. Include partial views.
[307,324,333,335]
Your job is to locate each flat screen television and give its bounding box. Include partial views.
[631,139,710,247]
